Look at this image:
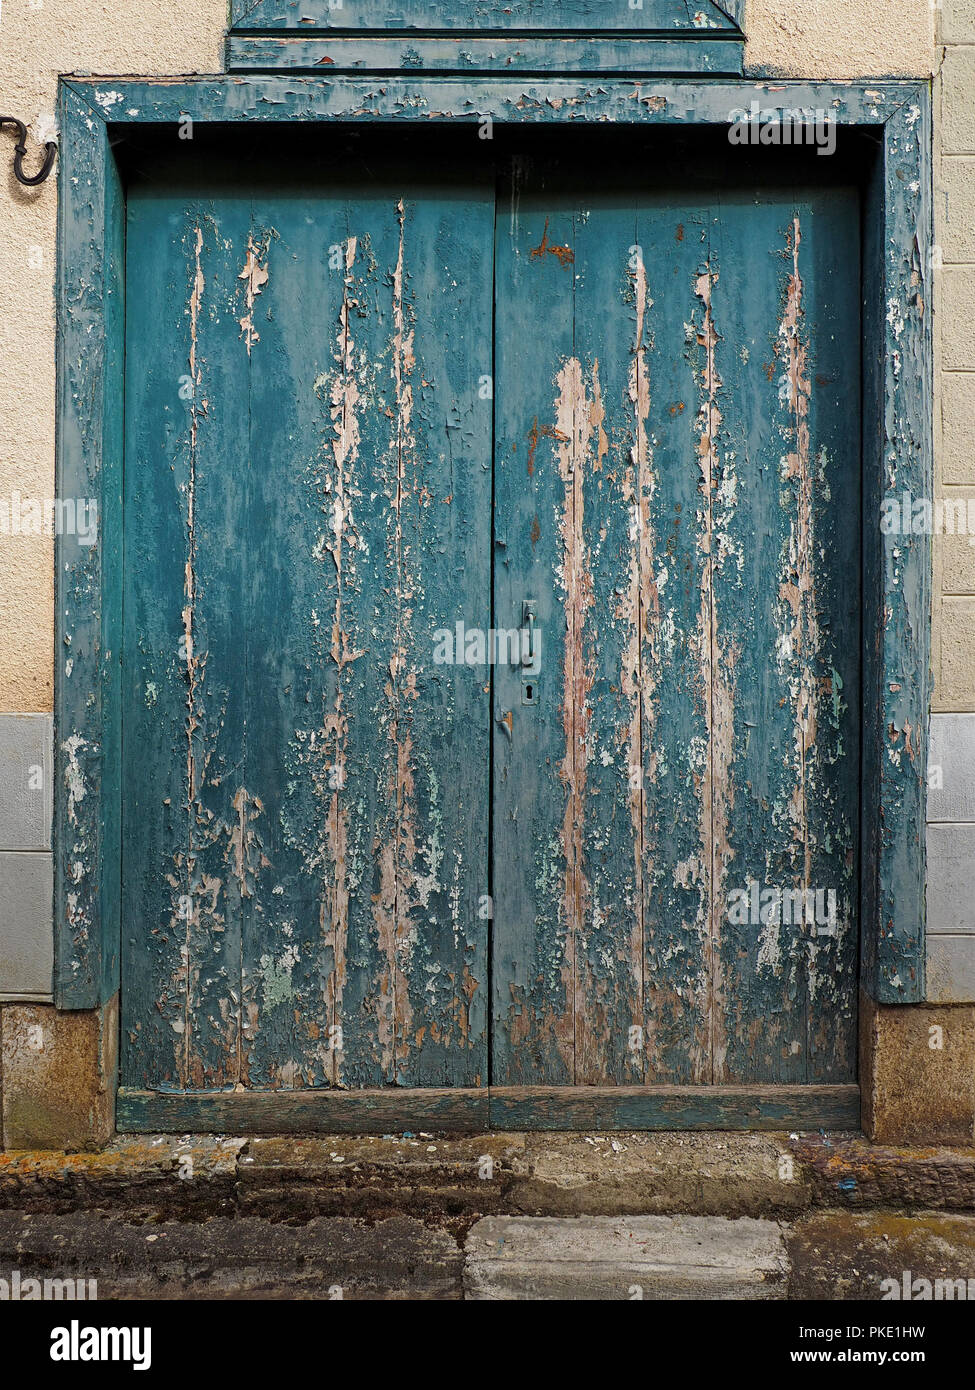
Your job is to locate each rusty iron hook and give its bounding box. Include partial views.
[1,116,57,186]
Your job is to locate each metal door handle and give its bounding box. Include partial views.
[522,601,537,668]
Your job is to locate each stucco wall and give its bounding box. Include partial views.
[746,0,935,78]
[0,1,224,715]
[0,0,938,714]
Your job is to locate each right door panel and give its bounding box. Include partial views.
[491,162,861,1089]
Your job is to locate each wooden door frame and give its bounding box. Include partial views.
[54,75,931,1131]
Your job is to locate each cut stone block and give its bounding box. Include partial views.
[941,597,975,709]
[928,935,975,1004]
[0,1211,463,1300]
[926,823,975,933]
[787,1210,975,1300]
[928,715,975,821]
[464,1215,788,1300]
[940,159,975,264]
[942,0,975,46]
[942,267,975,369]
[944,47,975,155]
[0,715,52,851]
[860,993,975,1144]
[0,852,53,1000]
[1,998,117,1152]
[942,373,975,487]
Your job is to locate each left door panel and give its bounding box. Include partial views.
[122,160,494,1094]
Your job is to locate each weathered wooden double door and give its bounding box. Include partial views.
[121,143,861,1117]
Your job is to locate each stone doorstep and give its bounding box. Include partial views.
[2,1132,975,1221]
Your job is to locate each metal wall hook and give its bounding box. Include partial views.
[1,116,57,186]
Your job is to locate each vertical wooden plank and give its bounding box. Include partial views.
[570,193,645,1085]
[121,188,187,1085]
[568,190,715,1085]
[239,162,493,1091]
[184,207,257,1089]
[390,180,494,1087]
[706,194,800,1085]
[709,191,861,1084]
[235,186,345,1089]
[797,192,861,1080]
[317,190,404,1088]
[493,169,579,1085]
[98,129,125,1012]
[320,179,493,1088]
[122,186,252,1088]
[637,200,715,1083]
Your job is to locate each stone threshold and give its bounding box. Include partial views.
[2,1131,975,1222]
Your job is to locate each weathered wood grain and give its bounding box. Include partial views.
[121,154,493,1094]
[492,171,577,1087]
[228,0,740,34]
[390,182,494,1086]
[491,165,861,1090]
[122,188,253,1089]
[63,77,923,136]
[225,36,744,75]
[860,92,932,1004]
[488,1084,861,1131]
[117,1086,489,1133]
[708,191,861,1084]
[116,1083,860,1133]
[572,192,646,1086]
[54,87,125,1009]
[241,182,347,1089]
[638,199,717,1084]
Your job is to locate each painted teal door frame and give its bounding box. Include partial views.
[54,75,932,1128]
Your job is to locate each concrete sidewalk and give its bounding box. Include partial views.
[1,1208,974,1300]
